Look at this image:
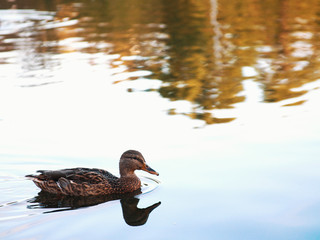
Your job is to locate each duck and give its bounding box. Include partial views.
[26,150,159,196]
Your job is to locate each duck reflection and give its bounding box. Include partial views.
[27,190,161,226]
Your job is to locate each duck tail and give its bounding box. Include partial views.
[25,174,37,178]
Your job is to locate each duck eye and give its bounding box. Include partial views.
[132,156,144,164]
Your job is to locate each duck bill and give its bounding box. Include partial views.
[144,165,159,176]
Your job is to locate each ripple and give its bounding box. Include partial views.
[140,176,161,194]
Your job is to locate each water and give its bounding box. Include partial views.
[1,0,320,239]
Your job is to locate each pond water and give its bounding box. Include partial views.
[1,0,320,239]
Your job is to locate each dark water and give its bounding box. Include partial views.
[1,0,320,239]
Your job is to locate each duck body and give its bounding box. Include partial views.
[30,167,141,196]
[26,150,159,196]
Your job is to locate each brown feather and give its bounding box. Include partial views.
[26,150,158,196]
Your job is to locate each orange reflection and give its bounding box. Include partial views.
[1,0,320,124]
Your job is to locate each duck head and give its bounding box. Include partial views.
[119,150,159,177]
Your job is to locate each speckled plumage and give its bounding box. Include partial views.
[26,150,159,196]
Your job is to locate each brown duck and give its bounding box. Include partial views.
[26,150,159,196]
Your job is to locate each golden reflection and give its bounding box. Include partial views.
[1,0,320,124]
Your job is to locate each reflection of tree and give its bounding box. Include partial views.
[258,0,320,105]
[0,0,60,84]
[50,0,245,124]
[2,0,320,124]
[221,0,320,105]
[155,0,244,124]
[0,0,56,11]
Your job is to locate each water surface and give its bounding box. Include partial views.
[1,0,320,239]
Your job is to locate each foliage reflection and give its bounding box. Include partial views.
[1,0,320,124]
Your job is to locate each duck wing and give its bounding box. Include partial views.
[27,168,120,196]
[32,167,118,183]
[75,168,119,181]
[31,169,77,181]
